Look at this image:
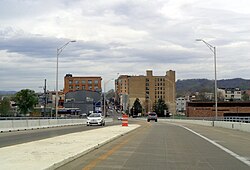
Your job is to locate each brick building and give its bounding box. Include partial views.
[64,74,102,94]
[115,70,176,115]
[186,102,250,117]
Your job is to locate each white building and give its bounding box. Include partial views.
[176,97,188,115]
[218,88,242,101]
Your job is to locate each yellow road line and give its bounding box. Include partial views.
[82,123,150,170]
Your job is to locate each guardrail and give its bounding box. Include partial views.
[172,116,250,123]
[222,117,250,123]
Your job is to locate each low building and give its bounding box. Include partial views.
[186,102,250,117]
[176,97,188,115]
[64,90,102,116]
[218,88,242,101]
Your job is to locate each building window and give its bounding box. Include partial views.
[88,80,92,85]
[94,80,98,84]
[82,86,85,90]
[94,86,99,90]
[82,80,86,84]
[76,85,80,90]
[88,86,92,90]
[75,80,79,84]
[69,86,73,89]
[69,80,73,84]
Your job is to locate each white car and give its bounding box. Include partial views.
[87,113,105,126]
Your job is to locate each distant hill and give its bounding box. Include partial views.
[176,78,250,96]
[0,91,16,95]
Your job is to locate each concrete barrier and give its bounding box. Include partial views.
[164,119,250,133]
[0,120,13,132]
[214,121,250,132]
[162,119,213,127]
[0,118,114,132]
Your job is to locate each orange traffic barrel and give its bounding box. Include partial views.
[122,114,128,126]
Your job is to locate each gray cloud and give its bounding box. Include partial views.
[1,0,250,91]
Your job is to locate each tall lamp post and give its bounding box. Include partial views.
[103,78,114,117]
[196,39,218,120]
[55,40,76,119]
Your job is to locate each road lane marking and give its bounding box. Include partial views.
[82,123,150,170]
[176,124,250,167]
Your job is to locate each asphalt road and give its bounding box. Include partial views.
[0,118,121,148]
[57,120,250,170]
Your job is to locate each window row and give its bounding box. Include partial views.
[69,80,99,85]
[69,85,99,90]
[155,78,164,82]
[155,87,165,90]
[155,91,165,95]
[155,95,165,100]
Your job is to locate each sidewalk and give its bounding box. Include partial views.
[0,124,140,170]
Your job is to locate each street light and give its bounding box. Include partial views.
[196,39,218,120]
[103,78,114,117]
[55,40,76,119]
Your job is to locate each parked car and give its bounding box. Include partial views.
[80,113,87,118]
[117,116,124,120]
[87,113,105,126]
[147,112,158,122]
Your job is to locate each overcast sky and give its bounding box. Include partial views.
[1,0,250,92]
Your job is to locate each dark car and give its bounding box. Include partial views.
[147,112,158,122]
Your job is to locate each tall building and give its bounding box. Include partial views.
[115,70,176,115]
[64,74,102,94]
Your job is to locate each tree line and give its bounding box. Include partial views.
[0,89,37,116]
[130,98,169,117]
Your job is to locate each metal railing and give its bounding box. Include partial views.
[172,116,250,123]
[222,116,250,123]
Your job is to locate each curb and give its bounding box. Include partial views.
[45,125,140,170]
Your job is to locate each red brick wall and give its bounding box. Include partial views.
[187,106,250,117]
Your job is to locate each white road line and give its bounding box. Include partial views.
[175,124,250,167]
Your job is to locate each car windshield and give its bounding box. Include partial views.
[88,113,101,118]
[149,113,156,116]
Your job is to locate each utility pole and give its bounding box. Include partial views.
[44,79,47,117]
